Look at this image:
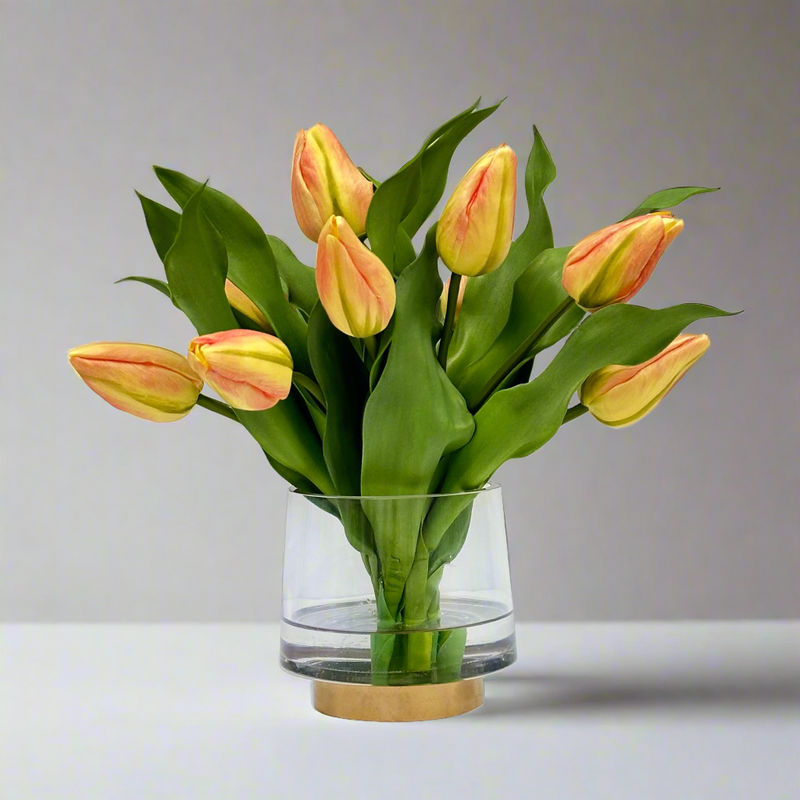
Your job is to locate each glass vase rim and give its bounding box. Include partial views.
[290,481,501,501]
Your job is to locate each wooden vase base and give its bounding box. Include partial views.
[312,677,484,722]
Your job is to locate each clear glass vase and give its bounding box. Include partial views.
[280,483,516,699]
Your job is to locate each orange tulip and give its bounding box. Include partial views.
[562,213,684,311]
[68,342,202,422]
[291,124,374,241]
[315,215,396,337]
[579,333,710,427]
[187,330,293,411]
[436,144,517,277]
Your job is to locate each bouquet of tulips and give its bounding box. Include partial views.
[69,100,733,683]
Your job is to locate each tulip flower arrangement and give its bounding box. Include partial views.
[70,100,734,685]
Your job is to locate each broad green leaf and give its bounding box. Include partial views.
[265,235,319,315]
[622,186,719,220]
[444,303,736,493]
[308,304,376,557]
[447,126,557,385]
[164,184,333,493]
[115,276,173,301]
[163,184,234,332]
[308,304,369,497]
[453,247,584,409]
[154,167,312,376]
[361,225,474,614]
[135,191,180,263]
[366,99,499,274]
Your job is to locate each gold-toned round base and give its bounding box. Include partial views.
[312,678,484,722]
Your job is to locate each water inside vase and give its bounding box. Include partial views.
[280,596,516,685]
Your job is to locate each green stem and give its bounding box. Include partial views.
[196,394,240,422]
[437,273,462,370]
[363,335,378,366]
[471,296,575,411]
[291,373,327,410]
[562,403,589,425]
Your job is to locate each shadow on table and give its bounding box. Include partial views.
[478,670,800,717]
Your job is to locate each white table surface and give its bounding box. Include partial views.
[2,623,799,800]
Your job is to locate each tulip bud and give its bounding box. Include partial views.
[68,342,203,422]
[187,330,293,412]
[225,279,273,333]
[439,276,468,320]
[291,124,374,241]
[436,144,517,277]
[315,215,396,337]
[562,212,684,311]
[579,333,710,428]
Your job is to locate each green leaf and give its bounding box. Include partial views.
[443,303,736,493]
[308,304,369,497]
[163,183,234,332]
[447,126,557,385]
[265,235,319,315]
[135,191,180,264]
[154,167,312,376]
[292,382,327,440]
[114,276,173,301]
[361,225,474,614]
[400,100,503,238]
[164,184,333,493]
[366,99,500,274]
[453,247,584,408]
[369,317,394,392]
[622,186,720,220]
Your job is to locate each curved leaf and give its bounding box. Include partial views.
[447,126,557,384]
[115,275,173,301]
[444,303,736,493]
[366,99,500,274]
[453,247,584,409]
[361,225,474,613]
[308,304,369,496]
[622,186,719,220]
[135,191,180,263]
[154,167,312,376]
[265,235,318,315]
[164,184,332,493]
[400,100,503,238]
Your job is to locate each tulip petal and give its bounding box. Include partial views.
[68,342,202,422]
[580,333,710,427]
[187,329,293,412]
[291,124,373,241]
[315,216,396,337]
[437,145,517,277]
[563,213,683,311]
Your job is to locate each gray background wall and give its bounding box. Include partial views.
[2,0,798,622]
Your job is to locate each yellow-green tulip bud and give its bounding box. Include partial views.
[579,333,710,427]
[68,342,203,422]
[224,279,273,333]
[291,124,374,241]
[562,212,684,311]
[436,144,517,277]
[315,215,396,337]
[187,330,293,412]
